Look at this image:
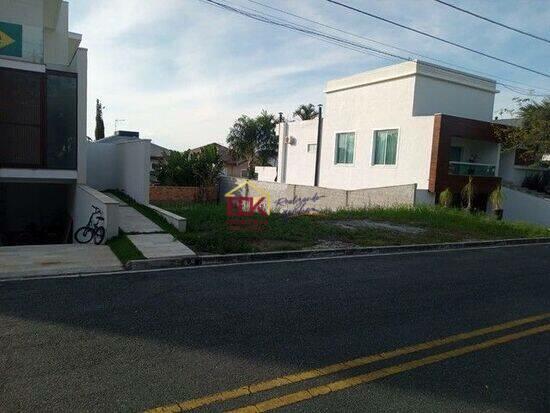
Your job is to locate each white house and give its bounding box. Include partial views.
[277,60,547,214]
[0,1,119,246]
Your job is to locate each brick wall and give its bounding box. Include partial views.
[149,186,217,203]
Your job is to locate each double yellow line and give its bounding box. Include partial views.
[145,313,550,413]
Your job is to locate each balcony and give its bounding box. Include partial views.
[448,161,496,177]
[429,114,502,194]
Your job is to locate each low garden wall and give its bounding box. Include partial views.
[219,177,417,213]
[150,186,217,203]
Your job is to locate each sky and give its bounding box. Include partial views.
[68,0,550,151]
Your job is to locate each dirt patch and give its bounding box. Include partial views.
[311,239,359,250]
[327,219,426,234]
[250,239,307,251]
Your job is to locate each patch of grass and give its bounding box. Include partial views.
[324,205,548,240]
[107,231,145,264]
[161,202,549,254]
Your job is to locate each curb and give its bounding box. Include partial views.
[125,237,550,270]
[125,255,197,271]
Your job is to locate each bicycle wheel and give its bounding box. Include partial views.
[93,227,106,245]
[75,226,93,244]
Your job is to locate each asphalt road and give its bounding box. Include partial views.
[1,244,549,412]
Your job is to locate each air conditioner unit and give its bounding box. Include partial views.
[285,136,297,145]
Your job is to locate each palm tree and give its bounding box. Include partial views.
[293,104,318,120]
[227,111,278,178]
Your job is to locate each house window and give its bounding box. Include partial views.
[450,146,462,162]
[0,68,43,167]
[335,132,355,164]
[241,169,248,178]
[46,71,78,170]
[373,129,398,165]
[307,144,317,153]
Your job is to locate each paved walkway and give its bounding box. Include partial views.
[0,244,122,279]
[108,194,195,259]
[127,233,195,258]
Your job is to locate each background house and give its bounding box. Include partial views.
[190,143,249,177]
[274,60,548,225]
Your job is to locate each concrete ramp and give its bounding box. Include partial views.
[503,185,550,227]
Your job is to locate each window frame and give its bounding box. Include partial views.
[307,143,317,154]
[371,128,400,167]
[334,131,357,166]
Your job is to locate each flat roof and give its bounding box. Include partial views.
[325,60,497,94]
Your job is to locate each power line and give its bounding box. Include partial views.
[245,0,550,93]
[326,0,550,79]
[198,0,548,96]
[200,0,409,61]
[434,0,550,44]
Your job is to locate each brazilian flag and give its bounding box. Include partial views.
[0,21,22,58]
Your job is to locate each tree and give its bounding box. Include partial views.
[156,145,223,201]
[192,144,224,201]
[227,110,278,178]
[496,97,550,164]
[293,103,318,120]
[156,150,196,186]
[254,110,278,166]
[95,99,105,140]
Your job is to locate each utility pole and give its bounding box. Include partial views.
[314,104,323,186]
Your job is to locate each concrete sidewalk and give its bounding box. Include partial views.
[0,244,123,279]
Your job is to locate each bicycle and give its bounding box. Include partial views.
[75,205,106,245]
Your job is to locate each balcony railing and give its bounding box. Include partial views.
[449,161,496,177]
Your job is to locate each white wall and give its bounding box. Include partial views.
[43,1,68,65]
[86,142,117,189]
[320,76,435,191]
[502,187,550,227]
[117,140,151,204]
[87,139,151,204]
[72,184,119,243]
[255,166,277,182]
[412,75,496,121]
[279,119,318,186]
[499,151,548,186]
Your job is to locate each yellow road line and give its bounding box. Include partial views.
[229,323,550,412]
[143,313,550,413]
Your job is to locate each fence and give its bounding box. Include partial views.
[150,186,217,204]
[219,177,416,213]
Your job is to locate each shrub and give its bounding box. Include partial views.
[156,145,223,197]
[439,188,454,207]
[489,186,504,210]
[461,176,475,211]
